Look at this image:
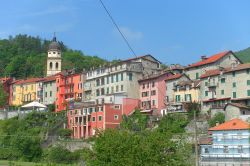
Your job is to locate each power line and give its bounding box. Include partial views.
[98,0,137,57]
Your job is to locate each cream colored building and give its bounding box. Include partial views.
[185,51,241,80]
[200,63,250,115]
[83,55,161,104]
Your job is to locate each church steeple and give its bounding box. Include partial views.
[46,34,62,76]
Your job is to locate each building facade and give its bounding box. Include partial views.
[67,98,140,139]
[10,78,44,106]
[83,55,161,105]
[200,63,250,115]
[200,118,250,166]
[55,70,85,112]
[138,71,173,114]
[42,76,56,105]
[185,51,241,80]
[224,103,250,122]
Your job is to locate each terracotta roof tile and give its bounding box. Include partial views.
[138,71,173,82]
[43,75,56,82]
[209,118,250,131]
[186,51,231,69]
[200,63,250,79]
[15,78,44,85]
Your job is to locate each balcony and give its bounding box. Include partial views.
[207,82,218,88]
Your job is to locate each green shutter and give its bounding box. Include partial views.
[233,92,237,98]
[221,90,224,95]
[247,80,250,85]
[248,90,250,96]
[205,91,208,96]
[233,82,236,88]
[221,78,225,83]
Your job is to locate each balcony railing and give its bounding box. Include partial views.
[207,82,218,88]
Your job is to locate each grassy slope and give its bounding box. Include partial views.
[0,160,77,166]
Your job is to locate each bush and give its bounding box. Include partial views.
[208,112,225,127]
[58,128,72,139]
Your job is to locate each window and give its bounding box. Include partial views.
[195,73,199,79]
[205,82,208,86]
[233,92,237,98]
[152,81,155,87]
[232,82,236,88]
[96,89,100,96]
[106,87,109,94]
[128,73,133,81]
[49,62,53,69]
[121,73,123,81]
[247,80,250,85]
[116,85,119,92]
[223,146,229,153]
[50,91,52,97]
[56,62,59,69]
[101,88,105,95]
[121,85,124,91]
[111,87,114,93]
[151,90,156,95]
[204,148,209,154]
[45,92,47,97]
[221,90,224,95]
[205,91,208,97]
[114,115,119,120]
[116,74,119,82]
[185,94,192,102]
[248,90,250,96]
[96,79,100,86]
[175,95,181,102]
[101,78,105,85]
[143,84,145,89]
[106,77,109,84]
[238,145,243,153]
[221,78,226,83]
[142,92,148,97]
[98,116,102,121]
[92,117,96,122]
[247,69,250,74]
[111,75,114,83]
[232,71,236,77]
[152,100,156,106]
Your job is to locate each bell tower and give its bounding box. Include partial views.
[47,34,62,76]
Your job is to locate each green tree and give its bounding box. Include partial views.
[0,83,8,107]
[208,112,225,127]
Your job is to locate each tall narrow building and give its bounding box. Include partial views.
[47,35,62,76]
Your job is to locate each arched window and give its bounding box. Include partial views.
[56,62,59,69]
[49,62,53,69]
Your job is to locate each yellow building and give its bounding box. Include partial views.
[173,80,200,103]
[11,78,44,106]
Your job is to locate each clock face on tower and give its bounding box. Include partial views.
[46,35,62,76]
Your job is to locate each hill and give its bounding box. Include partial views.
[0,34,106,79]
[235,47,250,63]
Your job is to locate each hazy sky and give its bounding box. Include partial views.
[1,0,250,65]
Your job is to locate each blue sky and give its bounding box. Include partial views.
[1,0,250,65]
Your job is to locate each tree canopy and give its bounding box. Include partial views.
[0,34,106,78]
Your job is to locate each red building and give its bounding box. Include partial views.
[0,77,13,107]
[55,70,85,112]
[68,98,140,139]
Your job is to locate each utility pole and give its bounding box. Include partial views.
[194,110,199,166]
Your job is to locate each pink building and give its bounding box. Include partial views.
[138,72,173,115]
[55,70,85,112]
[67,98,139,139]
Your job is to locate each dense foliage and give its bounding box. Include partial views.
[0,34,106,78]
[84,112,193,166]
[208,112,225,127]
[235,47,250,63]
[0,83,8,108]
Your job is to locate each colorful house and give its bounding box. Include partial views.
[55,70,85,112]
[200,118,250,165]
[67,98,140,139]
[10,78,44,106]
[138,71,173,115]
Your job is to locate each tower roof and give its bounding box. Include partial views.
[48,35,61,51]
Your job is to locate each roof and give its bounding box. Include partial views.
[200,63,250,79]
[224,103,250,110]
[121,54,161,63]
[165,73,189,81]
[176,80,200,88]
[15,78,44,85]
[43,75,56,82]
[138,71,173,82]
[198,137,212,145]
[48,36,61,51]
[209,118,250,131]
[186,51,232,69]
[203,97,230,103]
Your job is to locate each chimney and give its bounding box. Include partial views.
[201,55,207,61]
